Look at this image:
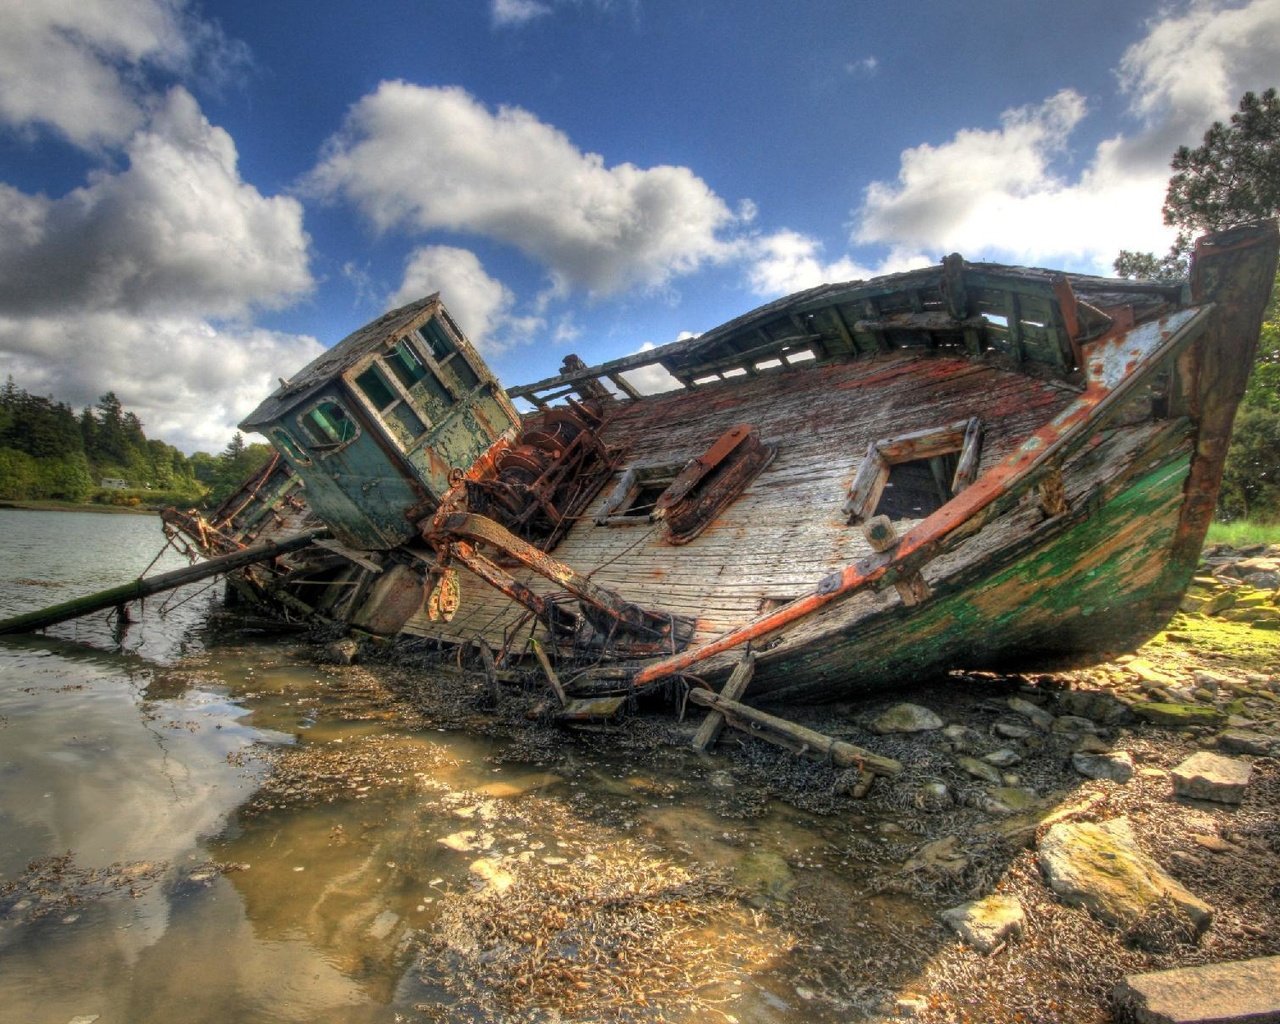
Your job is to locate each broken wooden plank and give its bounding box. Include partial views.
[686,688,902,776]
[691,649,756,751]
[530,640,568,706]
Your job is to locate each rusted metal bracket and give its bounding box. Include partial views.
[653,423,775,544]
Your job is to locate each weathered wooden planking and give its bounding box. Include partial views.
[411,351,1077,652]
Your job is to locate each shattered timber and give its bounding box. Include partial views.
[158,223,1276,719]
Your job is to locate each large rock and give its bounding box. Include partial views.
[1037,817,1212,935]
[1131,702,1227,728]
[1217,729,1277,756]
[955,755,1003,784]
[1171,751,1252,805]
[869,703,943,735]
[1114,955,1280,1024]
[940,894,1025,954]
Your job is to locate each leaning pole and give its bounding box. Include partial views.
[0,528,326,636]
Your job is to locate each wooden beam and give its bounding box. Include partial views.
[686,688,902,776]
[530,640,568,706]
[862,515,931,606]
[691,649,756,751]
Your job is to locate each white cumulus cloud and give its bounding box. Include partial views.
[0,88,312,319]
[747,229,930,296]
[491,0,553,27]
[0,312,324,453]
[854,0,1280,271]
[390,245,543,355]
[0,0,244,149]
[306,81,740,297]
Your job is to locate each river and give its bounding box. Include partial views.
[3,508,937,1024]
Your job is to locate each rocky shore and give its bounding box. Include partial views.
[373,544,1280,1022]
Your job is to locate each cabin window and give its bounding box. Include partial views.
[418,316,483,394]
[419,318,456,361]
[270,428,311,465]
[352,357,431,448]
[355,365,398,412]
[844,417,982,525]
[298,399,359,451]
[418,366,455,408]
[387,339,430,390]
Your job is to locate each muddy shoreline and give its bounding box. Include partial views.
[5,546,1274,1023]
[306,544,1278,1022]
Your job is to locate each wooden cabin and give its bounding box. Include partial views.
[240,296,521,551]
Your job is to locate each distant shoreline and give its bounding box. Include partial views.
[0,499,158,517]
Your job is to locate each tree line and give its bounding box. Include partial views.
[0,379,271,509]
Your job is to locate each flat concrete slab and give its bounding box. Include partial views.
[1114,955,1280,1023]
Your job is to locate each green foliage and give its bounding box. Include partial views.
[201,433,274,508]
[1112,249,1187,282]
[1206,518,1280,547]
[1218,407,1280,522]
[1165,88,1280,235]
[1114,88,1280,279]
[0,378,203,505]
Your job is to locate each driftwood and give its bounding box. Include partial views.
[686,688,902,776]
[0,529,326,635]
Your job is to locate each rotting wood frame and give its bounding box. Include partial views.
[844,416,983,525]
[621,300,1218,690]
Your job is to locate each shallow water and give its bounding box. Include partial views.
[0,509,925,1023]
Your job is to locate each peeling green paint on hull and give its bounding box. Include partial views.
[757,454,1194,702]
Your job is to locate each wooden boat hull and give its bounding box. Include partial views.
[166,223,1278,706]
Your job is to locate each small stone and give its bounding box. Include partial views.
[993,721,1036,740]
[368,909,399,940]
[956,755,1003,784]
[469,858,515,893]
[1052,714,1099,736]
[988,786,1040,812]
[941,723,983,752]
[1007,696,1054,731]
[912,781,953,811]
[1114,955,1280,1024]
[323,638,360,665]
[869,703,943,735]
[1171,751,1252,804]
[1131,702,1227,728]
[983,748,1022,768]
[904,835,968,879]
[1072,750,1136,783]
[940,893,1026,954]
[1191,834,1242,855]
[1075,734,1111,754]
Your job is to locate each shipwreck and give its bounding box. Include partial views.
[10,224,1273,752]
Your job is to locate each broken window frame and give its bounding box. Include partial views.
[270,427,312,466]
[843,416,982,525]
[416,316,481,396]
[594,463,682,526]
[296,398,360,455]
[350,347,430,451]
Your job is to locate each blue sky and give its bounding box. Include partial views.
[1,0,1277,452]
